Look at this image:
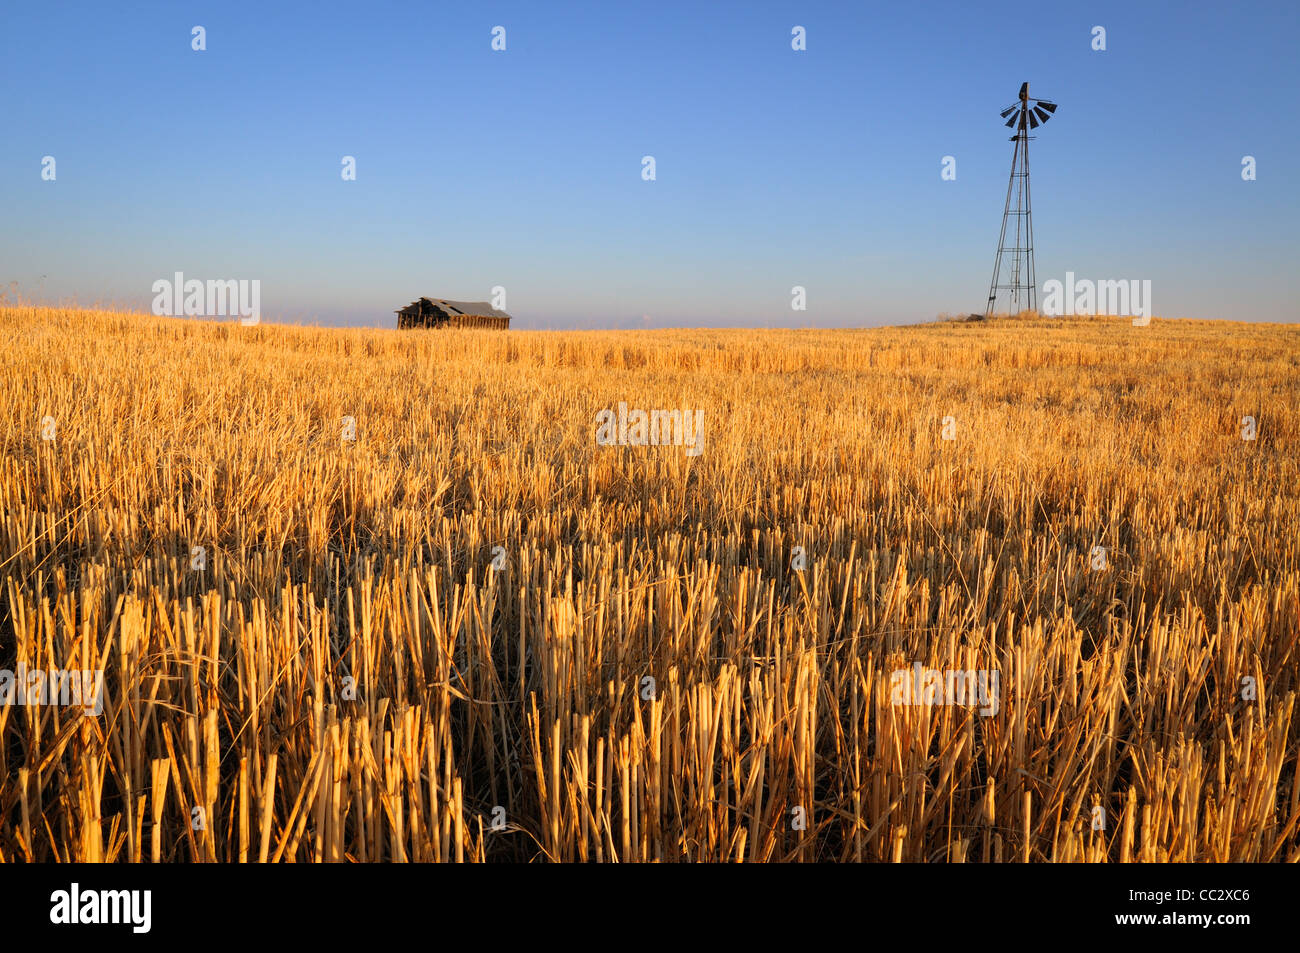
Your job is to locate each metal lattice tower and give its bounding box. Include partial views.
[986,82,1057,316]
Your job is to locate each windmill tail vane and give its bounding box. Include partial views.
[986,82,1058,316]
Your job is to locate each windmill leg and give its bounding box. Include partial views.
[987,134,1021,316]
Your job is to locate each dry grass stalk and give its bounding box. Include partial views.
[0,305,1297,862]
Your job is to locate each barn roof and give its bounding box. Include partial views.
[395,297,511,318]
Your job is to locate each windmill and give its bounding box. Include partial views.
[985,82,1057,316]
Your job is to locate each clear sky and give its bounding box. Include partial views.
[3,0,1297,328]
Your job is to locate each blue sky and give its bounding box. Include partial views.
[3,0,1297,328]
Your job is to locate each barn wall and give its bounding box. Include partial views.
[396,306,510,330]
[442,314,509,330]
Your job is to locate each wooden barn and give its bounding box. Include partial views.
[395,297,511,330]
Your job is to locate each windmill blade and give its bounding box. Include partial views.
[1027,110,1039,129]
[1000,105,1018,118]
[1033,106,1050,123]
[1005,108,1021,128]
[1035,101,1057,113]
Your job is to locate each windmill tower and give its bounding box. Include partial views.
[985,82,1057,316]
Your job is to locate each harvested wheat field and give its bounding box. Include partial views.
[1,305,1297,863]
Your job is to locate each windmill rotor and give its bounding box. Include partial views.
[1000,92,1058,130]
